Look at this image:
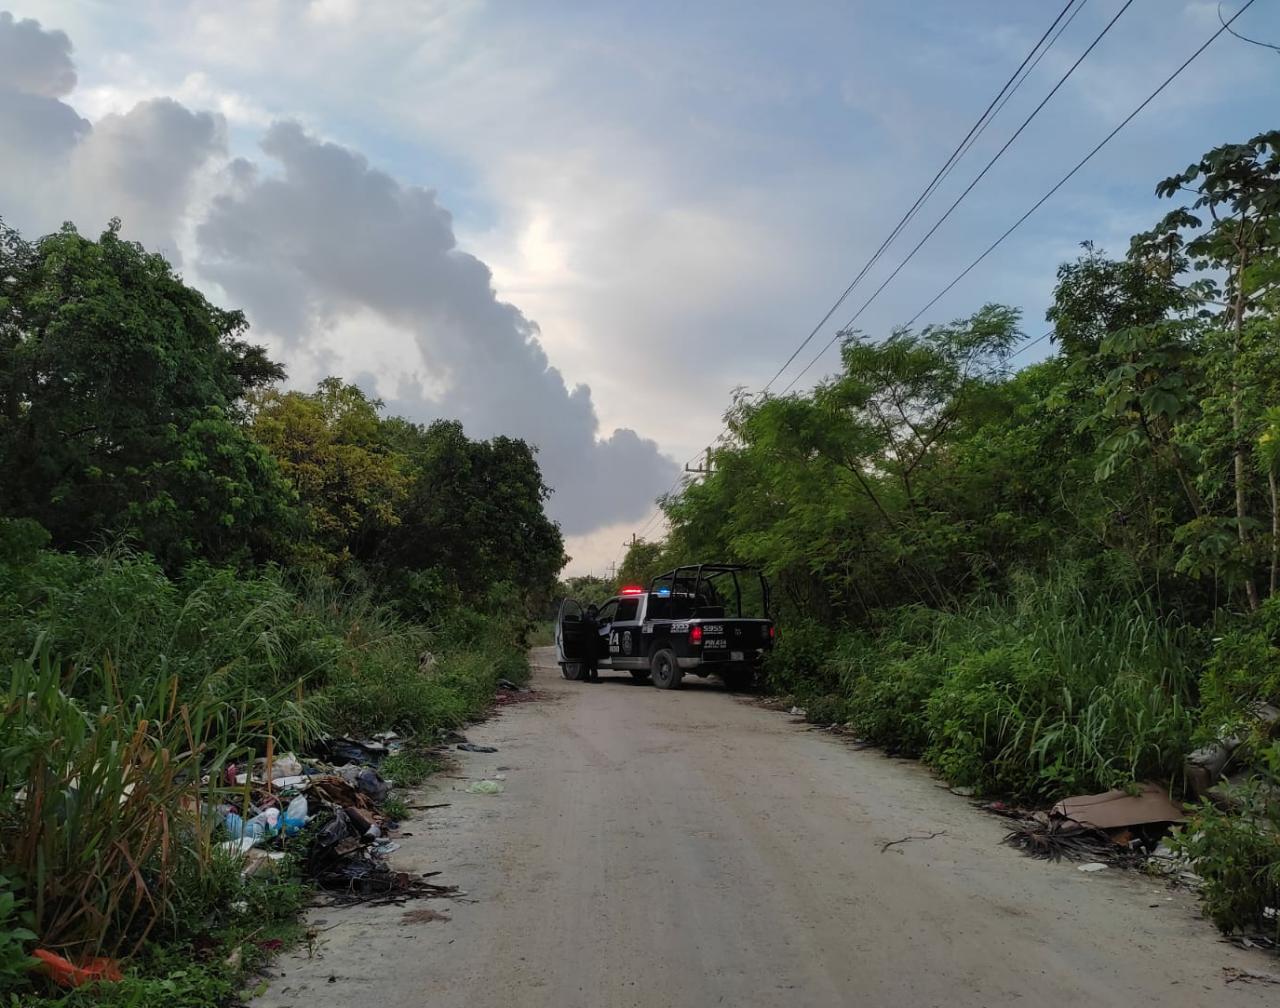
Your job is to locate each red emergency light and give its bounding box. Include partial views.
[619,585,645,595]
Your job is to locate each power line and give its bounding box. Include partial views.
[953,0,1092,171]
[623,0,1090,551]
[758,0,1086,395]
[782,0,1256,393]
[901,0,1261,328]
[781,0,1137,393]
[1009,329,1055,360]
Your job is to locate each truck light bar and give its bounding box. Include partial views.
[619,585,645,595]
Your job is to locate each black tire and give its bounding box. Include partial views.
[650,648,682,690]
[720,668,754,692]
[562,662,585,681]
[629,670,650,682]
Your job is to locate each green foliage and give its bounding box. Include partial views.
[1199,596,1280,741]
[615,539,667,589]
[380,751,442,789]
[1172,770,1280,939]
[375,418,565,614]
[0,876,36,995]
[0,221,296,570]
[762,619,837,697]
[0,217,554,1004]
[248,379,407,571]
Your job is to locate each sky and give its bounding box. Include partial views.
[1,1,1277,576]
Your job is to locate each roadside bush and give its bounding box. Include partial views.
[924,642,1037,793]
[1198,597,1280,743]
[1173,767,1280,940]
[781,571,1197,800]
[763,618,837,698]
[837,610,952,756]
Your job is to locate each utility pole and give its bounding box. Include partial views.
[685,446,713,476]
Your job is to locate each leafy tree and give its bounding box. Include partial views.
[375,418,565,612]
[0,220,295,568]
[616,539,667,589]
[248,378,407,569]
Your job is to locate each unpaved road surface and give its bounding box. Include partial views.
[256,648,1276,1007]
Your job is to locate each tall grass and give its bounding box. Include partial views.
[0,647,310,958]
[774,569,1198,800]
[0,536,530,973]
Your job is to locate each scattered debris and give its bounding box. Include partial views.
[1077,862,1108,873]
[880,830,946,854]
[1000,782,1189,869]
[465,780,504,795]
[1226,933,1278,952]
[496,678,527,692]
[1186,702,1279,800]
[493,688,542,706]
[32,950,123,989]
[949,786,976,798]
[457,743,498,753]
[1052,783,1186,830]
[1223,966,1280,986]
[308,775,384,817]
[317,735,395,767]
[401,908,451,924]
[1002,815,1116,863]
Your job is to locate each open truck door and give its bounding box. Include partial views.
[555,598,596,680]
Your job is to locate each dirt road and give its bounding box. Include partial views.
[255,648,1275,1007]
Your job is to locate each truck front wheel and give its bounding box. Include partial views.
[562,662,586,681]
[650,649,682,690]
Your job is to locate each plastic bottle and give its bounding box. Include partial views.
[225,807,281,841]
[245,808,281,838]
[283,795,308,836]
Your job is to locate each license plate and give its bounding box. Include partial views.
[705,638,727,649]
[730,651,744,662]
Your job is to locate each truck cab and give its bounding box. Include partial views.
[556,564,774,690]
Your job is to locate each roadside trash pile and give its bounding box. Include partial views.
[995,783,1191,869]
[212,732,456,906]
[493,678,539,706]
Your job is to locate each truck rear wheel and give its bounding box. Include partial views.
[562,662,586,681]
[650,649,682,690]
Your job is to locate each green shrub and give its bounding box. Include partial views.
[763,619,836,697]
[1173,770,1280,940]
[1199,598,1280,743]
[846,651,948,756]
[0,876,36,995]
[769,571,1198,800]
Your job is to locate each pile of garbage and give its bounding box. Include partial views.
[994,783,1189,870]
[213,733,456,906]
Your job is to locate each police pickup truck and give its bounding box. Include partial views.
[555,563,775,690]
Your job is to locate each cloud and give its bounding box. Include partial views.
[68,98,224,254]
[0,11,89,217]
[0,13,222,257]
[0,10,678,538]
[195,121,678,533]
[0,11,75,97]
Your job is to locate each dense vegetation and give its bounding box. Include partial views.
[622,133,1280,937]
[0,220,564,1001]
